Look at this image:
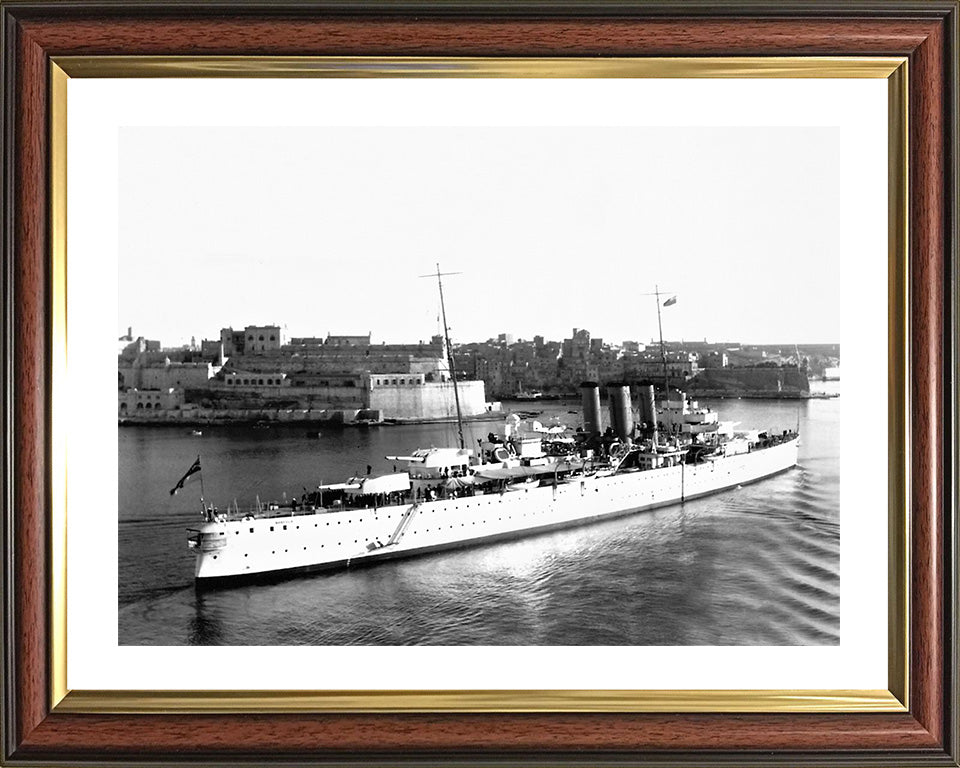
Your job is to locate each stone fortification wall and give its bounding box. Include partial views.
[182,380,486,420]
[119,362,213,390]
[366,380,487,420]
[687,367,810,396]
[187,385,365,410]
[226,349,445,376]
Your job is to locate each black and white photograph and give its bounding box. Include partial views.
[110,111,863,649]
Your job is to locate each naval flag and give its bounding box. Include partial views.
[170,456,202,496]
[663,296,677,307]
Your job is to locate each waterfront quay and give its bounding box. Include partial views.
[117,324,839,426]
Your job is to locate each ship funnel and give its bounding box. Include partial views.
[579,381,603,435]
[606,384,634,440]
[637,384,659,445]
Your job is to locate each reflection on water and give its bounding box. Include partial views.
[119,392,839,646]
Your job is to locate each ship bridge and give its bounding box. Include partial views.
[658,392,720,435]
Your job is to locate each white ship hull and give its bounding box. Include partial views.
[192,437,799,586]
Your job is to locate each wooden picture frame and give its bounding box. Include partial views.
[2,1,957,765]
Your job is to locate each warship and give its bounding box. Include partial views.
[187,382,799,586]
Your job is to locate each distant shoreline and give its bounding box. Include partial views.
[497,392,839,403]
[118,411,507,428]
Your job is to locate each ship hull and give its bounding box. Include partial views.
[194,438,799,587]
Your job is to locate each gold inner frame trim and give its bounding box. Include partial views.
[57,688,903,714]
[50,61,68,712]
[886,60,910,710]
[48,55,910,714]
[54,55,905,79]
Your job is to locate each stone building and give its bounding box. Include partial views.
[118,359,217,390]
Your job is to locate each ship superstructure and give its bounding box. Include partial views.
[188,382,799,586]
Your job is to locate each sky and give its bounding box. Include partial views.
[119,125,867,348]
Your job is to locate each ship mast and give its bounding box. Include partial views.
[423,264,464,450]
[654,285,669,400]
[637,286,675,402]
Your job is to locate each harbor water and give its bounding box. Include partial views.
[119,391,840,645]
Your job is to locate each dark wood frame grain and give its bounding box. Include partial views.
[1,2,957,765]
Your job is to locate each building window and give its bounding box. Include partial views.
[248,335,253,341]
[259,335,265,341]
[270,335,275,341]
[266,378,272,385]
[136,403,143,409]
[258,379,264,385]
[119,402,128,410]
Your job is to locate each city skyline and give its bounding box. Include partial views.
[118,321,839,352]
